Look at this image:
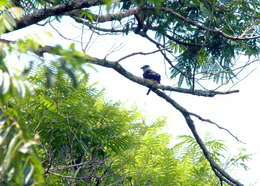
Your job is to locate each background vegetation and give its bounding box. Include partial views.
[0,0,259,185]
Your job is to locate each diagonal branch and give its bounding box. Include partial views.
[72,5,260,41]
[189,112,244,144]
[0,38,239,98]
[35,43,239,97]
[90,57,239,97]
[72,17,128,33]
[6,0,105,33]
[83,55,243,185]
[117,49,167,62]
[152,88,243,186]
[69,6,140,23]
[7,1,259,43]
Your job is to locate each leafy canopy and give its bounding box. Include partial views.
[0,0,257,185]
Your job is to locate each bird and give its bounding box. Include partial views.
[141,65,161,95]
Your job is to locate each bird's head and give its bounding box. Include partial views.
[141,65,150,72]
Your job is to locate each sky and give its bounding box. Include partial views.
[3,17,260,185]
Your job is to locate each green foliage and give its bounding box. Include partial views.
[0,69,33,101]
[0,0,10,6]
[174,135,226,163]
[0,0,256,185]
[11,74,142,184]
[16,38,40,52]
[0,72,250,185]
[22,76,133,150]
[0,109,44,185]
[1,39,94,97]
[0,6,24,34]
[118,0,259,87]
[0,40,37,100]
[79,10,95,22]
[150,0,259,86]
[46,44,95,88]
[111,129,222,186]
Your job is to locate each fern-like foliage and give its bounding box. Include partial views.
[0,108,44,185]
[12,74,141,184]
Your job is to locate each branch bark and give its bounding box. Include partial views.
[7,0,104,32]
[69,6,139,23]
[6,1,259,43]
[152,88,243,186]
[72,6,260,41]
[85,56,243,186]
[33,43,239,97]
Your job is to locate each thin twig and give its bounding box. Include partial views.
[49,160,106,171]
[189,112,245,144]
[117,49,167,63]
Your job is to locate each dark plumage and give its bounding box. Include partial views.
[143,69,161,83]
[141,65,161,95]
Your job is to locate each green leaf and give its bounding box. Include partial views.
[2,132,22,172]
[0,71,11,95]
[2,12,16,31]
[79,10,95,22]
[178,74,184,87]
[0,0,10,6]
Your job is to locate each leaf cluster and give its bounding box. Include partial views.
[151,0,260,87]
[0,71,250,185]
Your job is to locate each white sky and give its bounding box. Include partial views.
[3,18,260,185]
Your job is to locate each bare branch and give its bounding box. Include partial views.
[73,17,128,33]
[161,32,207,47]
[6,0,105,33]
[69,6,140,23]
[49,21,81,43]
[49,160,106,171]
[189,112,245,144]
[152,89,243,186]
[0,39,240,97]
[139,33,193,80]
[117,49,167,62]
[35,44,240,97]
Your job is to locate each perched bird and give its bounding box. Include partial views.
[141,65,161,95]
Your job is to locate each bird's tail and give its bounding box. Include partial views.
[146,88,151,95]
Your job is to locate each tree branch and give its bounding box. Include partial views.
[72,17,128,33]
[152,88,243,186]
[8,1,259,43]
[189,112,244,143]
[79,54,243,184]
[69,6,140,23]
[72,5,260,41]
[6,0,105,33]
[88,57,243,185]
[0,39,240,97]
[117,49,167,62]
[35,43,239,97]
[147,7,260,41]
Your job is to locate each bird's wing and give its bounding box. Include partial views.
[143,70,161,83]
